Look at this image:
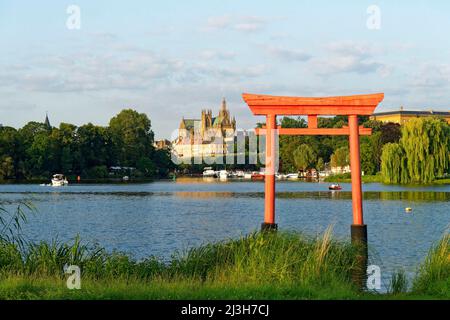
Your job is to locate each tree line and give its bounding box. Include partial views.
[0,109,174,181]
[279,116,403,175]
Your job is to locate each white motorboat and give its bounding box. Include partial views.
[218,170,230,179]
[276,173,286,180]
[285,173,299,180]
[235,170,245,178]
[203,167,217,178]
[51,174,69,187]
[243,172,252,179]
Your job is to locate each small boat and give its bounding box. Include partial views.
[203,167,217,178]
[251,172,265,181]
[405,207,412,213]
[286,173,299,180]
[235,170,245,178]
[51,174,69,187]
[219,170,230,179]
[329,183,342,191]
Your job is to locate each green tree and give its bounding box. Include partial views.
[381,143,407,184]
[293,144,317,171]
[360,142,376,175]
[330,146,349,168]
[381,118,449,183]
[109,109,155,167]
[77,124,111,173]
[316,157,325,171]
[400,118,449,183]
[0,156,14,179]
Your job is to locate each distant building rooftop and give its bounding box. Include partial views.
[371,108,450,124]
[373,110,450,117]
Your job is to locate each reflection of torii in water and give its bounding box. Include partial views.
[242,92,384,286]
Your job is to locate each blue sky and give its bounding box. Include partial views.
[1,0,450,139]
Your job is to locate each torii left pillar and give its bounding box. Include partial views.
[261,113,278,231]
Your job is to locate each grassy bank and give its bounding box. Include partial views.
[324,173,450,185]
[0,231,448,300]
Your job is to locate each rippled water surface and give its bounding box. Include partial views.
[1,179,449,290]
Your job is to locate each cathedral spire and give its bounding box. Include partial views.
[221,97,227,111]
[44,112,51,129]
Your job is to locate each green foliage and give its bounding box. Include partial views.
[0,202,35,248]
[389,270,408,294]
[316,158,325,171]
[109,109,155,167]
[381,118,449,184]
[381,143,407,184]
[293,144,317,171]
[0,229,448,299]
[412,233,450,297]
[360,143,376,175]
[400,118,449,183]
[0,109,171,180]
[0,156,14,180]
[330,146,349,168]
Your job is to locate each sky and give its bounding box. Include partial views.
[1,0,450,139]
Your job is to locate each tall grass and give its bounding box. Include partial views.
[0,228,359,289]
[412,233,450,297]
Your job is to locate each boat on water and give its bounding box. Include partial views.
[251,172,265,181]
[203,167,217,178]
[219,170,230,179]
[51,174,69,187]
[329,183,342,191]
[243,172,253,179]
[285,173,299,180]
[234,170,245,178]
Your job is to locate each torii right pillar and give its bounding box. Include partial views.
[348,114,366,243]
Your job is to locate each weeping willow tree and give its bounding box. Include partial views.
[381,143,408,183]
[381,118,450,184]
[400,118,449,183]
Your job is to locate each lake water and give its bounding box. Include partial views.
[0,179,449,291]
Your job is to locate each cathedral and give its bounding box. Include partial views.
[174,98,236,159]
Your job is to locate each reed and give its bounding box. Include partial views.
[412,233,450,297]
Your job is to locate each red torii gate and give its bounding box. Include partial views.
[242,92,384,243]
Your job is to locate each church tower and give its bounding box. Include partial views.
[44,112,51,130]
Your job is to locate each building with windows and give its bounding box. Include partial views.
[370,107,450,124]
[173,98,236,160]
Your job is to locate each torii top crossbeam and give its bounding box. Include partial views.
[242,92,385,237]
[242,93,384,116]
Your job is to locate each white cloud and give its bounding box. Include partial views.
[411,63,450,89]
[266,46,311,62]
[204,15,269,33]
[199,50,236,61]
[312,41,386,76]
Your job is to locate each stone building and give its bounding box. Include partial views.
[173,98,236,159]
